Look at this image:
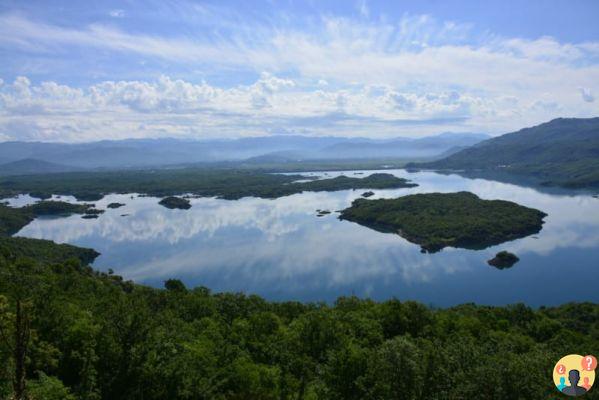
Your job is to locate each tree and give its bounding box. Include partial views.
[360,336,423,400]
[0,259,41,400]
[164,279,187,292]
[27,372,76,400]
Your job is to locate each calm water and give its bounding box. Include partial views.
[9,169,599,306]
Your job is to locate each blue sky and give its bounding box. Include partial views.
[0,0,598,142]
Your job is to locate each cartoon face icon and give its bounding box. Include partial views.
[554,355,596,397]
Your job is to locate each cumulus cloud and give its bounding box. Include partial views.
[0,73,586,142]
[0,6,598,141]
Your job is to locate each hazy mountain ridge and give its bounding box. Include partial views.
[318,133,489,159]
[412,117,599,188]
[0,158,83,176]
[0,132,489,172]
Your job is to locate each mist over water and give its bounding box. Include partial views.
[12,169,599,307]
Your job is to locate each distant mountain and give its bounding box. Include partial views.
[318,132,489,159]
[0,132,489,169]
[411,118,599,188]
[0,159,82,176]
[243,151,308,164]
[0,137,343,168]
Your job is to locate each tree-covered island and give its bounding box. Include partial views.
[158,196,192,209]
[488,251,520,269]
[339,192,547,252]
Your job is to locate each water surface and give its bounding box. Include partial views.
[11,169,599,306]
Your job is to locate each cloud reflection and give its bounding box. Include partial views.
[12,170,599,303]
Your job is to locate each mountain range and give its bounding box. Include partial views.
[0,132,488,174]
[412,118,599,189]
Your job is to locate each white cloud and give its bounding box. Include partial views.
[0,10,598,141]
[1,73,592,142]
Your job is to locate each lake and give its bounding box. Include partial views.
[8,169,599,307]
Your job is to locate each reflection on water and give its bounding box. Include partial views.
[11,170,599,306]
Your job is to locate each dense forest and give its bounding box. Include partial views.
[0,239,597,399]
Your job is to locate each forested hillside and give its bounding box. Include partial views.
[412,118,599,188]
[0,240,597,399]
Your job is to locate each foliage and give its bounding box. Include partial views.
[24,202,91,216]
[0,249,597,399]
[0,205,32,236]
[339,192,547,252]
[0,237,99,265]
[27,373,77,400]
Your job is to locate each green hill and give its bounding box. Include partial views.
[411,117,599,188]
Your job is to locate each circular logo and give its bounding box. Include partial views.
[553,354,596,397]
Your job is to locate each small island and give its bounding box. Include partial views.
[298,173,417,193]
[316,209,332,217]
[339,192,547,253]
[158,196,192,210]
[488,251,520,269]
[81,208,104,219]
[107,202,126,209]
[25,201,92,216]
[362,191,375,198]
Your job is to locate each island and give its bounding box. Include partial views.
[158,196,192,209]
[25,201,92,216]
[0,201,96,236]
[339,191,547,253]
[107,202,126,209]
[299,173,417,193]
[84,208,105,215]
[362,191,375,198]
[487,251,520,269]
[316,209,332,217]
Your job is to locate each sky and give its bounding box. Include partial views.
[0,0,598,142]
